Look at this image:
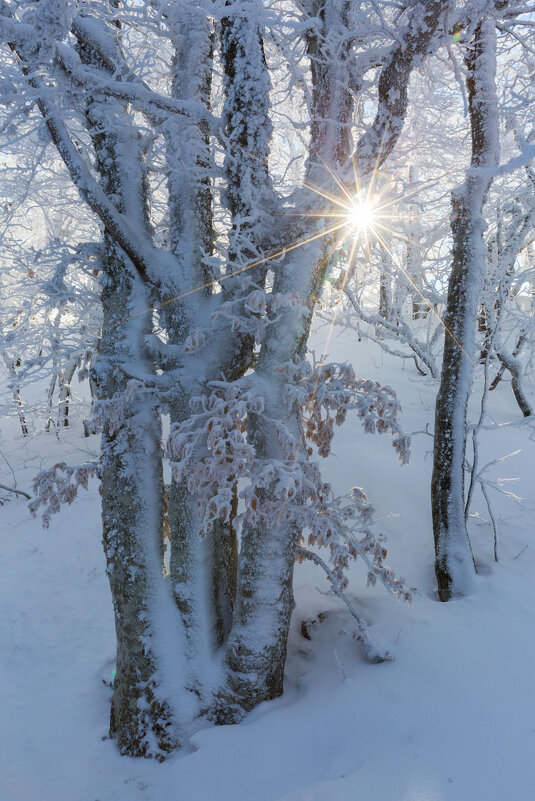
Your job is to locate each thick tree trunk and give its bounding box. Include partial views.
[76,18,186,754]
[223,497,298,714]
[94,252,180,757]
[220,374,303,718]
[167,392,237,662]
[163,5,238,661]
[432,18,499,601]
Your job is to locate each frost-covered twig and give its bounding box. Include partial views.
[479,481,498,562]
[284,360,410,463]
[296,545,393,664]
[490,331,527,391]
[493,345,533,417]
[344,284,438,378]
[169,366,412,597]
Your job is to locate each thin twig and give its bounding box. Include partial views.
[0,483,31,499]
[0,447,17,487]
[479,480,498,562]
[514,544,528,560]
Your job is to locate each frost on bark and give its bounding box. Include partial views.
[216,0,292,715]
[354,0,447,175]
[221,372,304,717]
[96,251,177,758]
[432,17,499,601]
[306,0,354,172]
[162,5,236,665]
[77,18,179,756]
[57,358,77,427]
[494,344,532,418]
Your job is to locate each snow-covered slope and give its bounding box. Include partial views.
[1,329,534,801]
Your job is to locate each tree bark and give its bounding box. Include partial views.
[77,18,183,754]
[163,4,238,659]
[95,255,179,757]
[432,17,499,601]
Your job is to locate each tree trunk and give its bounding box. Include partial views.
[58,358,77,427]
[95,250,180,758]
[77,17,186,753]
[162,4,238,663]
[432,18,499,601]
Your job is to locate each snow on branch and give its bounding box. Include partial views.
[467,143,535,177]
[284,360,411,463]
[30,461,99,528]
[167,381,261,535]
[30,379,155,527]
[89,380,156,436]
[296,545,393,664]
[0,483,31,500]
[0,7,181,289]
[353,0,447,173]
[54,43,221,134]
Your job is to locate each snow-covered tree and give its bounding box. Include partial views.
[432,4,535,601]
[8,0,529,756]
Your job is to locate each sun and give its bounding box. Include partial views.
[346,197,378,233]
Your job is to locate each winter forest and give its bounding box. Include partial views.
[1,0,535,798]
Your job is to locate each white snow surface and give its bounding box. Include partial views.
[1,328,535,801]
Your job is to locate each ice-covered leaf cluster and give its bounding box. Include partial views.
[30,460,99,528]
[284,360,411,463]
[168,365,413,601]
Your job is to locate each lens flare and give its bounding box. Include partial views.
[347,198,377,233]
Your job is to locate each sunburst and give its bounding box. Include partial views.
[302,159,407,267]
[301,162,473,369]
[133,155,426,324]
[346,196,378,233]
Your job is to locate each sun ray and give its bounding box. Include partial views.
[339,228,360,295]
[349,135,362,199]
[371,220,409,243]
[132,218,350,319]
[303,183,354,211]
[311,230,361,407]
[132,148,441,361]
[276,211,347,219]
[316,151,357,206]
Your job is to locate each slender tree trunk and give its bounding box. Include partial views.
[432,18,499,601]
[494,346,532,417]
[57,358,77,427]
[407,167,427,320]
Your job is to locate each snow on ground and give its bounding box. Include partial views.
[1,328,535,801]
